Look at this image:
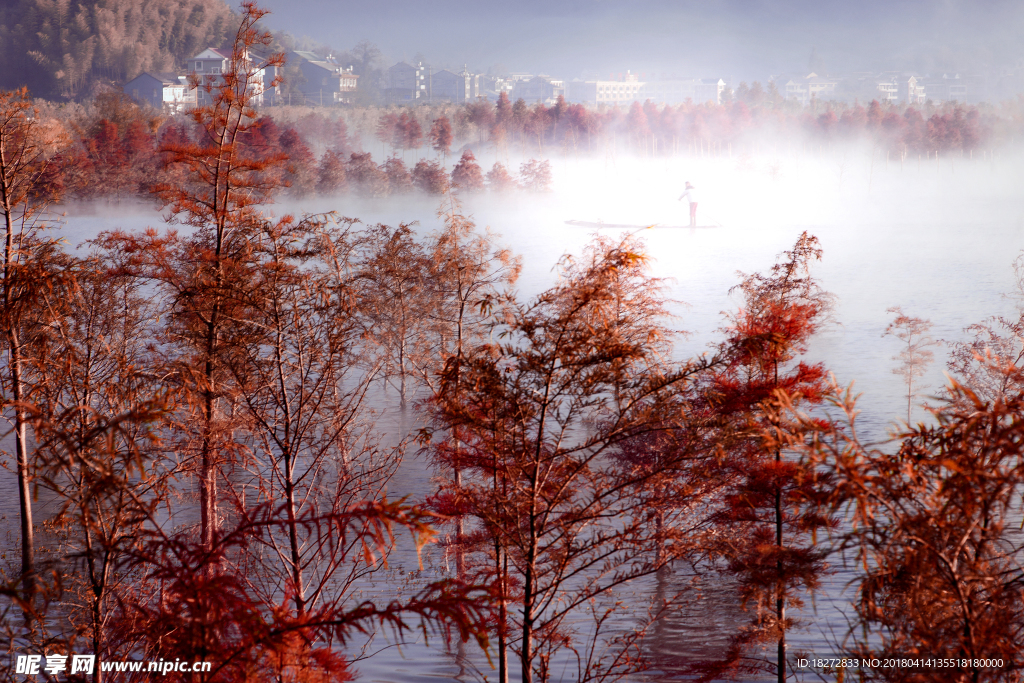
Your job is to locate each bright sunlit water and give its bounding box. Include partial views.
[3,145,1022,680]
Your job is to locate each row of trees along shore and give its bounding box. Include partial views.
[20,72,1024,202]
[4,5,1024,683]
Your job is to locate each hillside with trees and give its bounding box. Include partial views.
[0,0,236,99]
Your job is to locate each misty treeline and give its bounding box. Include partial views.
[17,90,552,201]
[3,6,1024,683]
[22,81,1024,205]
[333,90,1013,161]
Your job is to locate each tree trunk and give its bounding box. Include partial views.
[2,176,34,603]
[776,469,785,683]
[774,362,785,683]
[11,335,34,595]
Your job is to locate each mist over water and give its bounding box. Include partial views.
[3,145,1022,680]
[287,144,1023,436]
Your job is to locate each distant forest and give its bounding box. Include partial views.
[0,0,236,99]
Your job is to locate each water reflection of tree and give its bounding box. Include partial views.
[643,567,758,680]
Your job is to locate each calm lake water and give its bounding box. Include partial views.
[3,146,1022,681]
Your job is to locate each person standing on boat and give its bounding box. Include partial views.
[678,181,698,227]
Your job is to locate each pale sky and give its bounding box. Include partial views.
[257,0,1024,80]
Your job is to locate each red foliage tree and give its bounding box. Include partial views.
[867,100,884,129]
[430,115,453,161]
[518,158,552,192]
[316,148,348,194]
[495,91,513,127]
[94,7,499,676]
[450,149,484,192]
[900,107,925,151]
[465,98,496,145]
[511,97,529,149]
[383,156,413,193]
[485,162,516,192]
[627,102,651,151]
[712,233,837,682]
[0,87,66,606]
[243,115,282,150]
[121,119,157,193]
[412,158,449,195]
[346,151,390,197]
[375,111,399,156]
[279,128,316,196]
[295,110,350,156]
[82,119,128,197]
[563,103,594,153]
[428,234,711,683]
[806,380,1024,682]
[524,104,551,152]
[397,111,423,156]
[28,258,167,667]
[109,1,288,557]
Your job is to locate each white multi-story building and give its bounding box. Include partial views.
[781,72,839,106]
[189,47,268,106]
[567,73,725,106]
[898,75,926,105]
[641,78,726,105]
[818,72,926,105]
[566,72,644,105]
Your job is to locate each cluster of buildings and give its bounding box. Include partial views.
[123,47,355,113]
[778,72,988,107]
[124,47,1013,114]
[374,62,1002,108]
[381,64,727,107]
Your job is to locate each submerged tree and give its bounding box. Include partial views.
[317,148,348,195]
[429,234,717,683]
[413,159,450,195]
[518,159,552,192]
[28,250,166,674]
[197,214,496,679]
[430,116,454,163]
[96,6,498,677]
[805,380,1024,683]
[712,233,836,682]
[360,222,431,409]
[884,306,938,424]
[107,1,287,556]
[945,255,1024,408]
[423,195,521,393]
[486,162,517,192]
[0,87,66,604]
[346,152,390,197]
[450,150,485,192]
[421,194,520,626]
